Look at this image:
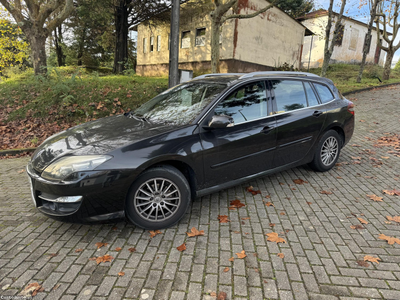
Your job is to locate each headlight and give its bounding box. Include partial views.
[41,155,112,182]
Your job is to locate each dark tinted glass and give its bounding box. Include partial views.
[314,83,334,103]
[304,82,319,107]
[214,81,267,124]
[271,80,307,113]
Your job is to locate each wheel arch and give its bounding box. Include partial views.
[129,157,198,201]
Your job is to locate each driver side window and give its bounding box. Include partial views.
[213,81,267,124]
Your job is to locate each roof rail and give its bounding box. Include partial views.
[239,71,319,79]
[194,73,244,80]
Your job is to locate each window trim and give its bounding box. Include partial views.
[181,30,191,48]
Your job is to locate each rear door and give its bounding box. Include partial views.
[199,80,277,187]
[269,79,327,167]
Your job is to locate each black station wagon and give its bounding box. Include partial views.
[27,71,355,229]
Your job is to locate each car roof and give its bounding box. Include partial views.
[192,71,334,86]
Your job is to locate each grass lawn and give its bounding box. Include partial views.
[0,64,399,150]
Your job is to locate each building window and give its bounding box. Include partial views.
[157,35,161,51]
[195,28,206,46]
[143,38,147,53]
[349,28,359,51]
[181,31,190,48]
[334,24,345,47]
[150,36,154,52]
[363,33,371,54]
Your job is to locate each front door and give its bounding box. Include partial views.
[200,80,277,188]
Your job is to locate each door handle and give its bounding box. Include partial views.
[261,125,275,134]
[313,110,323,117]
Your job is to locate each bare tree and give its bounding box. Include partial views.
[0,0,74,74]
[210,0,274,73]
[356,0,380,83]
[320,0,347,77]
[375,0,400,80]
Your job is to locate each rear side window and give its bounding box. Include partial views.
[313,83,334,103]
[271,80,307,113]
[304,82,319,107]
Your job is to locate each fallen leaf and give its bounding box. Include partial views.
[95,242,108,249]
[320,190,333,195]
[269,223,275,227]
[306,202,312,205]
[217,291,227,300]
[186,227,204,237]
[357,260,370,267]
[264,280,268,283]
[75,248,83,253]
[228,257,234,262]
[230,199,246,208]
[210,292,217,297]
[379,233,400,245]
[48,253,58,257]
[336,176,343,179]
[218,215,230,223]
[280,212,286,215]
[236,250,247,259]
[20,282,44,297]
[149,230,162,238]
[277,253,285,258]
[265,195,271,199]
[246,186,261,195]
[233,231,240,234]
[223,267,230,272]
[52,284,60,291]
[351,156,362,160]
[364,255,381,264]
[293,179,308,185]
[118,272,125,276]
[358,218,368,225]
[115,247,122,252]
[18,169,25,173]
[367,194,383,202]
[242,217,250,220]
[266,232,287,244]
[128,247,136,253]
[350,225,365,230]
[265,202,274,207]
[387,216,400,223]
[177,243,186,252]
[91,254,114,265]
[383,189,400,196]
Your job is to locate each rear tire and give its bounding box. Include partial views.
[309,130,341,172]
[125,166,191,229]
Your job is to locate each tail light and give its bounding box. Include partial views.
[347,102,355,116]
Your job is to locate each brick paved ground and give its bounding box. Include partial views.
[1,85,400,300]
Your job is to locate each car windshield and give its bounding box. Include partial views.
[134,81,227,125]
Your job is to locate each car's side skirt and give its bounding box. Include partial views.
[196,157,312,198]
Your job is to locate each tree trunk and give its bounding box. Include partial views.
[113,0,129,74]
[77,27,86,66]
[54,25,65,67]
[356,0,378,83]
[210,16,221,73]
[28,30,48,75]
[383,50,393,80]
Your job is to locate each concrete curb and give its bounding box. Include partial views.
[0,147,36,157]
[342,81,400,96]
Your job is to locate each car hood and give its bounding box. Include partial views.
[30,114,178,172]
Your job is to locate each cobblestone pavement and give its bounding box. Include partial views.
[1,85,400,300]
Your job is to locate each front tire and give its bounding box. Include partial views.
[125,166,191,229]
[309,130,341,172]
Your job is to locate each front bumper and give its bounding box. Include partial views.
[27,163,132,222]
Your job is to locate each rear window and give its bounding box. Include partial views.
[313,83,334,103]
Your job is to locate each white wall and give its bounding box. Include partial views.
[301,16,386,69]
[235,0,305,69]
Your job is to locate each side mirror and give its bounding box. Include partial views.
[206,115,234,129]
